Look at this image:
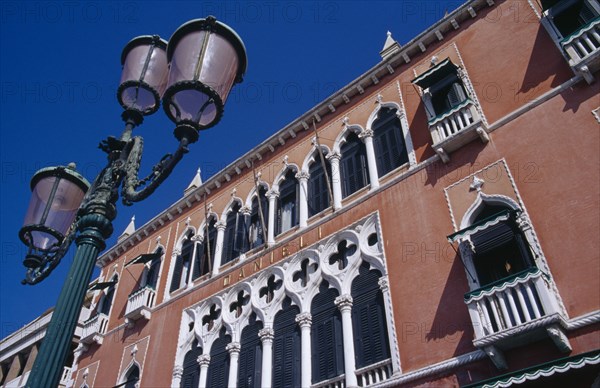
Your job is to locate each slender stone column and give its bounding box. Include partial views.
[295,313,313,388]
[211,221,227,276]
[326,151,342,210]
[226,342,241,387]
[171,365,183,387]
[296,171,310,228]
[259,327,275,388]
[335,294,358,387]
[378,277,401,374]
[198,354,211,388]
[359,129,380,190]
[266,190,279,246]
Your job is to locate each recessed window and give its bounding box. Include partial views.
[372,107,409,177]
[223,203,246,264]
[193,218,216,279]
[277,171,299,235]
[181,340,202,388]
[99,275,118,316]
[547,0,599,38]
[308,156,332,217]
[340,132,369,198]
[170,231,198,292]
[249,187,268,249]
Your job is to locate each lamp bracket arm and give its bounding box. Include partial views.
[121,136,189,205]
[22,218,81,285]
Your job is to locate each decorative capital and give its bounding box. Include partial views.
[226,342,241,354]
[342,116,350,126]
[216,220,227,231]
[358,129,374,139]
[197,354,211,366]
[173,365,184,378]
[295,312,312,328]
[516,214,531,230]
[378,277,389,292]
[173,248,182,256]
[326,150,341,161]
[295,171,310,181]
[131,344,138,358]
[267,189,280,200]
[376,94,383,104]
[191,234,203,243]
[240,205,252,216]
[259,327,275,341]
[335,294,353,311]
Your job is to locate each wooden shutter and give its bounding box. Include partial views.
[146,257,160,289]
[273,303,301,387]
[238,319,263,388]
[351,264,391,368]
[181,342,202,388]
[192,241,205,280]
[447,82,467,107]
[170,254,183,292]
[207,331,231,388]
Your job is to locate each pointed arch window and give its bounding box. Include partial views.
[223,203,246,264]
[340,132,369,198]
[249,187,268,249]
[122,364,140,388]
[311,282,344,384]
[192,218,216,280]
[238,314,263,388]
[468,205,535,286]
[272,297,301,387]
[351,262,391,369]
[308,156,332,217]
[170,231,199,292]
[144,248,162,290]
[99,275,118,316]
[373,107,409,177]
[277,171,299,235]
[206,328,231,388]
[181,340,202,388]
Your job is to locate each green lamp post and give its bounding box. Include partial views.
[18,16,247,388]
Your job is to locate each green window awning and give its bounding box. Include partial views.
[125,252,161,267]
[447,209,514,244]
[464,349,600,387]
[411,58,459,89]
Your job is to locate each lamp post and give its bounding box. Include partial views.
[17,16,247,388]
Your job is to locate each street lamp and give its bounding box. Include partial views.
[18,16,246,388]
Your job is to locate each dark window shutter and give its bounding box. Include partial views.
[447,82,467,107]
[238,318,263,388]
[181,341,202,388]
[273,302,301,387]
[192,241,205,280]
[147,257,161,289]
[341,133,369,198]
[373,108,408,177]
[351,263,390,368]
[311,284,344,383]
[206,330,231,388]
[308,160,331,216]
[170,254,184,292]
[100,283,115,315]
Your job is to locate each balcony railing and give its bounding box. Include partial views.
[429,99,479,142]
[356,358,393,387]
[427,99,488,163]
[80,313,108,345]
[561,18,600,66]
[312,374,346,388]
[59,366,72,386]
[465,268,564,345]
[124,285,155,323]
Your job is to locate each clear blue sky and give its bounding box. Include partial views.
[0,1,461,336]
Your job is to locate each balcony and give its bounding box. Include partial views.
[561,19,600,83]
[59,366,72,387]
[124,285,155,325]
[80,313,108,345]
[356,358,393,386]
[428,99,488,163]
[465,268,570,369]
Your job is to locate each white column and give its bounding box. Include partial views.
[198,354,211,388]
[171,365,183,387]
[295,313,312,388]
[327,151,342,210]
[211,221,226,276]
[378,277,401,375]
[266,190,279,246]
[335,295,358,388]
[226,342,241,388]
[296,171,310,228]
[359,129,380,190]
[259,327,274,388]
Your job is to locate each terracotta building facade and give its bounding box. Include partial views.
[68,0,600,386]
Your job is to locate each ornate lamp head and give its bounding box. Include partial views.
[162,16,247,142]
[19,164,90,268]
